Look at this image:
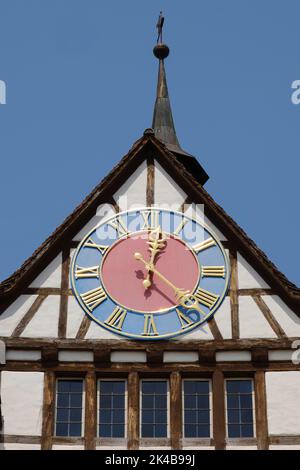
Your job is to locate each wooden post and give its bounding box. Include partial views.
[146,155,155,206]
[127,371,139,450]
[254,370,269,450]
[170,371,182,449]
[58,247,70,338]
[212,369,226,450]
[229,248,239,339]
[85,371,96,450]
[41,371,55,450]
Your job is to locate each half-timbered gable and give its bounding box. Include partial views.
[1,20,299,451]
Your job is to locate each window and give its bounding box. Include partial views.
[98,380,126,438]
[226,379,255,438]
[55,379,84,437]
[141,380,168,438]
[183,380,211,438]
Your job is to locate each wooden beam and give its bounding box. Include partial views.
[127,371,139,450]
[238,288,275,296]
[23,287,73,295]
[207,317,223,341]
[146,155,155,206]
[12,295,47,337]
[84,371,96,450]
[229,248,239,339]
[58,247,70,338]
[41,371,55,450]
[170,371,182,449]
[212,369,226,450]
[254,370,269,450]
[76,315,91,339]
[252,295,287,339]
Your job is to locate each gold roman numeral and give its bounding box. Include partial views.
[202,266,225,278]
[193,238,216,253]
[80,287,107,311]
[107,216,129,237]
[194,287,219,309]
[75,265,99,279]
[176,308,194,329]
[142,314,158,336]
[141,210,160,230]
[173,218,188,236]
[84,238,109,254]
[105,306,127,330]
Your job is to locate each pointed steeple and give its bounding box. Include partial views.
[152,14,181,150]
[151,14,209,185]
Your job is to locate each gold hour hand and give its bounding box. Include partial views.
[143,226,167,289]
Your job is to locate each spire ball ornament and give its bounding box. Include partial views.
[153,43,170,60]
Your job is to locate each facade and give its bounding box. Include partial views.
[1,24,300,451]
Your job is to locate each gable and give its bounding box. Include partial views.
[0,131,299,345]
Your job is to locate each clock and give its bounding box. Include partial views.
[70,208,230,340]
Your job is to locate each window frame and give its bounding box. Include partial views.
[54,377,85,438]
[225,377,256,439]
[182,378,213,439]
[97,378,128,439]
[139,378,170,439]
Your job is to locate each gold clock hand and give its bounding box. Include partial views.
[134,252,204,315]
[143,226,167,289]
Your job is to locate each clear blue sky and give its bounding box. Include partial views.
[0,0,299,286]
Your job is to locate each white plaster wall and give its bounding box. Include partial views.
[96,445,127,450]
[183,203,227,241]
[237,254,269,289]
[214,297,232,339]
[85,318,126,340]
[179,322,214,341]
[266,371,300,435]
[154,160,186,208]
[0,295,38,337]
[263,295,300,337]
[3,443,41,450]
[216,351,251,362]
[58,350,93,362]
[110,351,146,362]
[29,254,62,288]
[73,204,116,241]
[163,351,198,363]
[182,446,214,450]
[239,296,276,339]
[114,161,147,210]
[52,445,85,450]
[21,295,60,338]
[226,446,257,450]
[268,350,293,361]
[6,350,41,361]
[66,296,85,338]
[269,445,300,450]
[1,371,44,436]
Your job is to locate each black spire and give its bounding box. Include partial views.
[152,13,181,150]
[151,13,209,185]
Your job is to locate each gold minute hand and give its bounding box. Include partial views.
[143,226,167,289]
[134,252,204,315]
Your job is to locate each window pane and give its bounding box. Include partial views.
[228,409,240,424]
[70,394,82,408]
[98,380,126,438]
[55,379,83,437]
[99,424,111,437]
[69,423,81,437]
[141,381,168,438]
[155,424,167,438]
[56,408,69,422]
[142,424,154,437]
[57,381,70,393]
[241,424,254,437]
[228,424,241,438]
[57,393,69,407]
[56,422,68,436]
[183,381,210,438]
[70,408,82,422]
[197,424,210,438]
[226,380,254,439]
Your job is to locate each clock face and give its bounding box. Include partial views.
[70,208,230,340]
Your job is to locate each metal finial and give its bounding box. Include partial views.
[156,12,164,44]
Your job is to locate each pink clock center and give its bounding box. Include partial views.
[101,231,199,313]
